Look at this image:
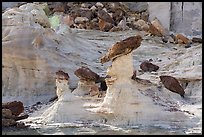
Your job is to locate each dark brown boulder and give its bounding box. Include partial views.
[74,66,100,82]
[192,37,202,43]
[2,101,24,116]
[160,75,185,98]
[14,113,29,121]
[100,35,142,64]
[140,60,159,72]
[56,70,69,81]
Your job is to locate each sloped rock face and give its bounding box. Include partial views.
[2,3,102,106]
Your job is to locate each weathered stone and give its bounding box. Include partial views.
[148,23,163,37]
[162,36,169,43]
[148,2,170,31]
[151,17,167,36]
[192,37,202,43]
[134,19,146,29]
[140,11,149,22]
[97,9,114,24]
[2,2,26,11]
[117,18,128,31]
[127,16,136,23]
[98,19,113,32]
[133,19,149,31]
[51,2,66,13]
[16,122,28,128]
[63,15,74,27]
[102,8,108,13]
[2,109,14,119]
[2,118,17,127]
[14,113,29,121]
[89,85,100,96]
[112,9,125,24]
[81,3,92,8]
[73,80,97,96]
[2,101,24,116]
[86,21,99,30]
[141,24,149,32]
[168,36,175,43]
[90,5,97,11]
[74,66,100,82]
[74,17,89,24]
[140,60,159,72]
[177,39,184,44]
[79,9,94,20]
[176,34,190,44]
[78,23,86,29]
[95,2,104,8]
[100,35,142,64]
[160,75,185,97]
[123,2,148,13]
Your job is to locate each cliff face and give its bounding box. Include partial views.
[2,3,102,105]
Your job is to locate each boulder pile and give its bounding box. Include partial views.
[2,101,29,128]
[46,2,150,32]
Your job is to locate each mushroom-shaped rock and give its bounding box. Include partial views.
[140,60,159,72]
[55,70,70,98]
[56,70,69,81]
[160,75,185,98]
[87,34,144,117]
[100,35,143,64]
[73,66,100,96]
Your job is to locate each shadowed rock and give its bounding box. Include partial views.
[160,75,185,98]
[97,9,114,24]
[192,37,202,43]
[14,113,29,121]
[74,66,100,82]
[2,101,24,116]
[100,35,143,64]
[140,60,159,72]
[131,70,137,80]
[96,76,108,91]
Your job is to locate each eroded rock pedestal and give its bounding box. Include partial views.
[41,71,99,123]
[87,52,191,126]
[93,53,135,115]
